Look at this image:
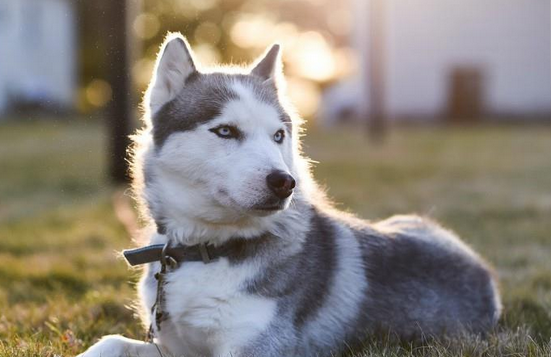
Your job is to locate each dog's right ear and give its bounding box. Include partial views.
[147,34,197,114]
[251,44,282,83]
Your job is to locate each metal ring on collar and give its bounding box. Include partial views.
[160,243,177,269]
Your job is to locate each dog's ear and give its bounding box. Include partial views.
[250,44,282,83]
[147,33,197,114]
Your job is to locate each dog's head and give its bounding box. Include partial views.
[138,34,302,228]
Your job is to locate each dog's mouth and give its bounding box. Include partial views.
[250,198,289,215]
[249,206,284,217]
[216,189,291,216]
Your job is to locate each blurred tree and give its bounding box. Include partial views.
[103,0,137,183]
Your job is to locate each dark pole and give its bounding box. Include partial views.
[367,0,387,142]
[105,0,135,183]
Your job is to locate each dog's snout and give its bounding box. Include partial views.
[266,171,296,199]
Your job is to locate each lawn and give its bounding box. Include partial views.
[1,120,550,356]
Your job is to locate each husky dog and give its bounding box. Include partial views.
[79,33,501,357]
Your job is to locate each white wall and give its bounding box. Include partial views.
[0,0,17,112]
[385,0,551,118]
[0,0,76,114]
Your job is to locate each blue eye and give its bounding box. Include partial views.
[274,130,284,143]
[218,127,231,136]
[209,125,241,139]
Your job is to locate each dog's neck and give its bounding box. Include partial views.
[154,215,279,246]
[148,193,311,247]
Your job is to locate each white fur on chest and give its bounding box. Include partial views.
[140,257,276,357]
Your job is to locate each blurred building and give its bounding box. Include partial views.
[321,0,551,124]
[0,0,76,116]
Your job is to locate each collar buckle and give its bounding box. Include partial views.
[198,244,212,264]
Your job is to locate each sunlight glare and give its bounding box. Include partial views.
[286,77,320,118]
[193,43,222,66]
[288,31,336,82]
[231,14,276,48]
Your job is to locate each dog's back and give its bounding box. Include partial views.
[360,215,500,339]
[240,209,501,356]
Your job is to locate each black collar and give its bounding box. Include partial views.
[123,243,222,266]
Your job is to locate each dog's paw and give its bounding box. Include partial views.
[76,335,128,357]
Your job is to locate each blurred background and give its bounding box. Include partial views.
[2,0,550,126]
[1,0,551,355]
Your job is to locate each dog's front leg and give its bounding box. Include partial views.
[77,335,169,357]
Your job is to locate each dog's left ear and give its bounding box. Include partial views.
[250,44,282,83]
[147,33,197,114]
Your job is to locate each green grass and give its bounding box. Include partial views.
[1,120,550,356]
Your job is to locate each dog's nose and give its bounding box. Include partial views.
[266,171,296,199]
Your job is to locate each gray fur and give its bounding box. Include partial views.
[152,73,289,147]
[246,209,337,329]
[235,209,500,356]
[353,219,499,340]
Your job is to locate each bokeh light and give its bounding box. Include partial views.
[230,14,277,49]
[74,0,356,116]
[194,22,222,45]
[85,79,112,108]
[286,77,321,118]
[192,43,222,66]
[132,58,156,90]
[133,13,160,40]
[286,31,336,82]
